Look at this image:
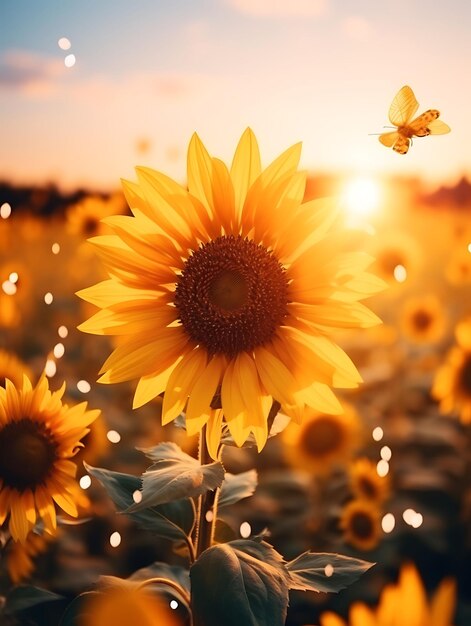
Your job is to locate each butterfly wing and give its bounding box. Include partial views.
[407,109,440,136]
[392,134,411,154]
[389,85,419,127]
[379,131,399,147]
[427,118,451,135]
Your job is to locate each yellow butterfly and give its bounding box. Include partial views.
[379,85,450,154]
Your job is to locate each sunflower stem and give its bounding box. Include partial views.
[195,426,219,558]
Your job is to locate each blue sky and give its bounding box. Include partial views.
[1,0,470,189]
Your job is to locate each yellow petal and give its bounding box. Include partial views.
[221,359,246,423]
[187,132,215,213]
[236,352,269,451]
[430,578,456,626]
[186,355,226,421]
[253,346,297,408]
[206,409,224,460]
[133,359,181,409]
[349,604,376,626]
[162,348,207,425]
[230,128,261,217]
[319,612,348,626]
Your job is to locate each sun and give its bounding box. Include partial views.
[341,177,381,222]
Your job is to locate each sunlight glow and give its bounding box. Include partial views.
[64,54,76,68]
[45,359,57,377]
[342,177,381,220]
[58,37,71,50]
[372,426,384,441]
[377,459,389,477]
[240,522,251,538]
[109,531,121,548]
[53,342,65,359]
[79,475,91,489]
[170,600,179,610]
[393,264,407,283]
[44,292,54,304]
[0,203,12,219]
[382,513,395,533]
[52,242,61,254]
[107,430,121,443]
[324,564,334,577]
[380,445,392,461]
[132,490,142,503]
[58,325,68,338]
[2,280,17,295]
[77,379,91,393]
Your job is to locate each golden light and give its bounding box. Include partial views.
[341,177,381,221]
[382,513,395,533]
[393,264,407,283]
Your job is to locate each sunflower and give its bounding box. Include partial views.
[78,129,383,455]
[6,529,56,583]
[0,350,33,388]
[0,375,99,543]
[79,580,182,626]
[433,317,471,423]
[320,562,456,626]
[282,403,361,474]
[349,458,390,503]
[339,498,382,551]
[400,295,446,344]
[66,193,127,239]
[445,249,471,285]
[369,230,421,285]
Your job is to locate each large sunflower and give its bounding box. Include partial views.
[320,562,456,626]
[433,317,471,423]
[78,129,383,454]
[0,375,99,543]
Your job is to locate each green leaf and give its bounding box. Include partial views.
[190,539,289,626]
[3,585,63,615]
[59,592,99,626]
[85,462,195,542]
[286,552,374,593]
[218,470,258,509]
[130,562,191,595]
[127,442,225,509]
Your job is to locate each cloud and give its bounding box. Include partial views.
[341,16,372,41]
[0,50,65,96]
[226,0,328,18]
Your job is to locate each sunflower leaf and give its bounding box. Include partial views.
[286,552,374,593]
[126,442,225,509]
[58,592,100,626]
[190,539,289,626]
[218,470,258,508]
[85,463,195,541]
[3,585,63,615]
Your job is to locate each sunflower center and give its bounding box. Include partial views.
[350,511,374,539]
[0,419,57,491]
[174,235,288,356]
[412,309,431,331]
[459,356,471,395]
[83,217,99,236]
[302,417,342,457]
[358,476,378,499]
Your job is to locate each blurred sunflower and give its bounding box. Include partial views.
[445,248,471,285]
[78,129,383,455]
[79,580,183,626]
[6,529,56,584]
[66,193,127,239]
[400,295,446,344]
[0,375,99,543]
[433,318,471,423]
[0,350,33,388]
[339,499,381,551]
[320,562,456,626]
[350,458,390,503]
[282,403,361,474]
[369,231,421,284]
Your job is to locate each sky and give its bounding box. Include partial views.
[0,0,470,190]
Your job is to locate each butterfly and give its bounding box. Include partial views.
[379,85,450,154]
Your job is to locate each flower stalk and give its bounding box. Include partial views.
[195,426,220,558]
